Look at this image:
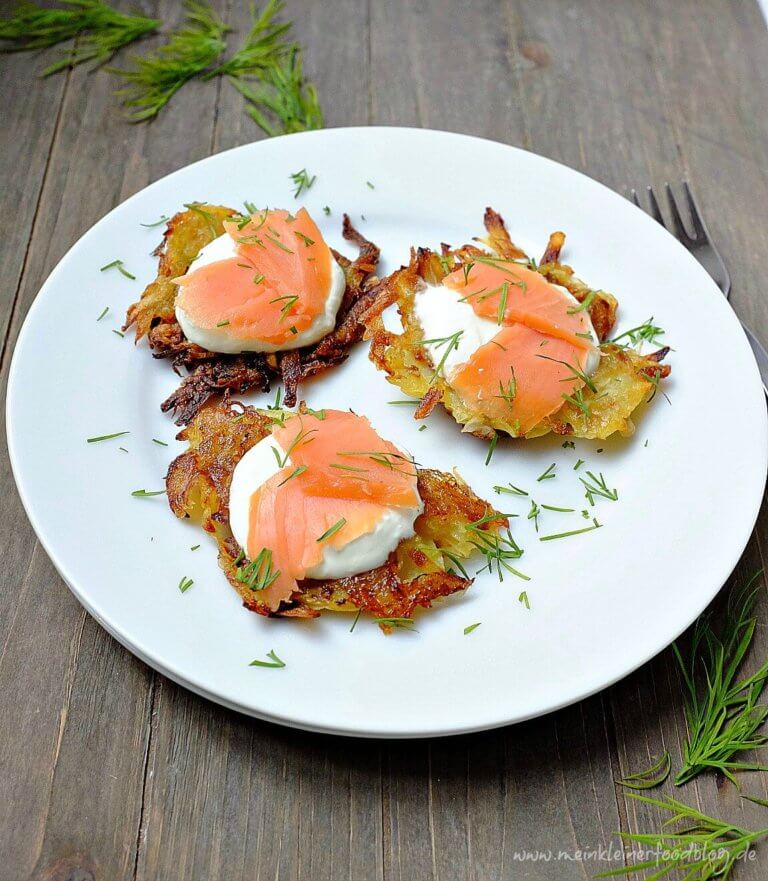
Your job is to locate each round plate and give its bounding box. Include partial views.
[8,127,767,737]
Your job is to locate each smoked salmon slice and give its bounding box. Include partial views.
[450,325,592,435]
[272,410,418,506]
[443,260,595,349]
[174,208,333,346]
[244,411,420,610]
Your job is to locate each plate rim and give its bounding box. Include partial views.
[7,125,768,738]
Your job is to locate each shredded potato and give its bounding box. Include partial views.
[125,205,382,424]
[365,208,670,440]
[166,401,508,627]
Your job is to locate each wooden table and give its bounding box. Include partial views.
[3,1,768,878]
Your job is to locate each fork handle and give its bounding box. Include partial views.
[742,321,768,397]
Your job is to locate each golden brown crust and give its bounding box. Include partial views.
[125,205,382,425]
[365,207,669,441]
[166,401,508,626]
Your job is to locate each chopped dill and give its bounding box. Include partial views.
[467,515,529,582]
[536,463,556,482]
[289,167,316,198]
[100,258,135,279]
[485,432,498,466]
[494,483,528,496]
[374,617,416,631]
[421,329,463,382]
[580,471,618,503]
[87,430,129,443]
[249,649,285,668]
[235,547,281,591]
[317,518,346,542]
[140,215,169,228]
[539,519,601,542]
[566,289,597,314]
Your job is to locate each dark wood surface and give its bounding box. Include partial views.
[2,1,768,878]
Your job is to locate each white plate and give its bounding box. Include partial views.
[8,127,767,737]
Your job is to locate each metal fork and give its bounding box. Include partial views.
[630,182,768,395]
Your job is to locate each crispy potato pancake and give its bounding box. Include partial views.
[125,205,381,425]
[366,208,670,440]
[166,400,509,628]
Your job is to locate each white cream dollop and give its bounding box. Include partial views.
[175,232,347,355]
[228,436,423,580]
[413,281,601,379]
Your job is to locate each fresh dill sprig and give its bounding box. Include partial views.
[609,317,665,350]
[597,792,768,880]
[230,46,323,136]
[673,571,768,785]
[206,0,292,78]
[0,0,160,76]
[111,1,229,122]
[466,514,529,582]
[617,752,671,790]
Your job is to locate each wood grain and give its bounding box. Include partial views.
[1,1,768,879]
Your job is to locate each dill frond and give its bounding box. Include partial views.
[0,0,159,76]
[230,46,323,136]
[599,793,768,880]
[674,571,768,785]
[205,0,294,78]
[111,0,229,122]
[616,752,671,790]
